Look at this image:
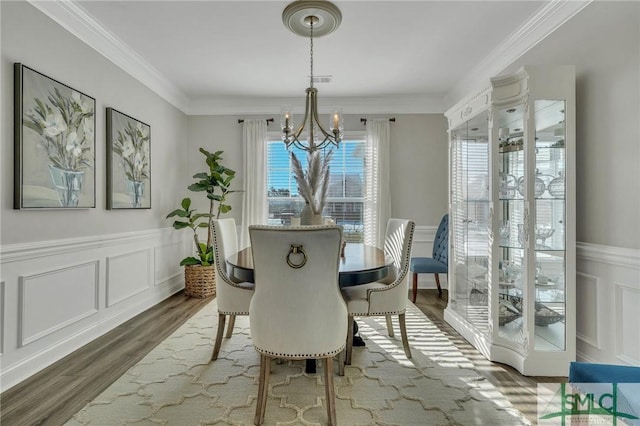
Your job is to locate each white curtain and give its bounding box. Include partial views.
[240,119,268,248]
[364,119,391,248]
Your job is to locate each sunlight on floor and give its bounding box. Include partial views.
[354,304,528,422]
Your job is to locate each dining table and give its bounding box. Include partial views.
[226,242,393,373]
[227,242,393,288]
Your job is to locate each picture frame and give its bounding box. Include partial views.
[106,108,151,209]
[14,63,96,209]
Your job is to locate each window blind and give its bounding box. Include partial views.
[266,139,366,240]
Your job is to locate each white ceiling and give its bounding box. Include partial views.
[32,0,591,114]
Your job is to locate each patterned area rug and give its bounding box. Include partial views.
[66,299,531,425]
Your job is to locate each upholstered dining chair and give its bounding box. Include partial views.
[248,225,347,426]
[341,218,415,365]
[210,218,255,361]
[409,213,448,302]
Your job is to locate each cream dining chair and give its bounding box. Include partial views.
[341,218,415,365]
[248,225,347,426]
[210,218,254,361]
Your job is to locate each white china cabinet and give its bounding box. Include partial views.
[444,66,575,376]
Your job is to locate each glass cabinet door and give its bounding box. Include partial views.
[496,104,526,346]
[445,65,575,376]
[450,112,490,335]
[533,100,566,351]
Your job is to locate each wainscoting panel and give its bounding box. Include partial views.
[575,272,599,349]
[154,241,186,286]
[576,242,640,366]
[615,282,640,365]
[19,261,99,347]
[1,281,4,356]
[0,228,190,392]
[106,250,151,307]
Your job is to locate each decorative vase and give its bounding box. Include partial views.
[517,174,546,198]
[548,172,565,198]
[48,164,84,207]
[126,179,145,208]
[499,172,517,198]
[300,203,323,225]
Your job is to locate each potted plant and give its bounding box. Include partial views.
[166,148,239,298]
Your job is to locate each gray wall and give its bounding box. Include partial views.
[1,1,189,245]
[185,115,247,224]
[186,114,449,228]
[502,1,640,249]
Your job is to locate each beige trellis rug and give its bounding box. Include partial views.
[66,299,531,425]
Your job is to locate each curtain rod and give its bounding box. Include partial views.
[360,118,396,125]
[237,118,274,124]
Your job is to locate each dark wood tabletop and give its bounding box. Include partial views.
[227,243,392,287]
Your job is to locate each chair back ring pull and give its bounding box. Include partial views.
[286,244,307,269]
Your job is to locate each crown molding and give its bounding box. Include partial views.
[27,0,190,113]
[29,0,590,116]
[445,0,593,108]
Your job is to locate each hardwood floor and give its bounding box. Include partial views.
[412,289,564,424]
[0,293,211,426]
[1,289,562,425]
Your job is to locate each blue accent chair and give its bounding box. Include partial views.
[570,361,640,384]
[569,361,640,421]
[410,214,448,301]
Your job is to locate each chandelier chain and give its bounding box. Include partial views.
[309,19,314,88]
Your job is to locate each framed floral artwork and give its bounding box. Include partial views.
[106,108,151,209]
[14,63,96,209]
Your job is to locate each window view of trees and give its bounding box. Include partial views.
[267,139,365,242]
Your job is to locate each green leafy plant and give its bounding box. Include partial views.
[166,149,239,266]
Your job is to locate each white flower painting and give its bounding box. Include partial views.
[15,63,96,209]
[106,108,151,209]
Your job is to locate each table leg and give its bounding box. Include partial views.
[305,359,316,374]
[353,320,365,346]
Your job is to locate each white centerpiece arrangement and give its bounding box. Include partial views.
[291,149,333,225]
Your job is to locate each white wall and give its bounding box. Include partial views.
[0,1,191,390]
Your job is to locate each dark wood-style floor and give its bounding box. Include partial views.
[1,290,561,425]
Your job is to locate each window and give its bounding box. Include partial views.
[266,137,366,242]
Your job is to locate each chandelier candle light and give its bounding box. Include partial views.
[281,0,343,152]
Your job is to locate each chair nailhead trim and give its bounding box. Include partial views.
[254,345,345,358]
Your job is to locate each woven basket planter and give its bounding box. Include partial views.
[184,264,216,298]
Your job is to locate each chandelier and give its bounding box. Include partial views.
[281,0,343,152]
